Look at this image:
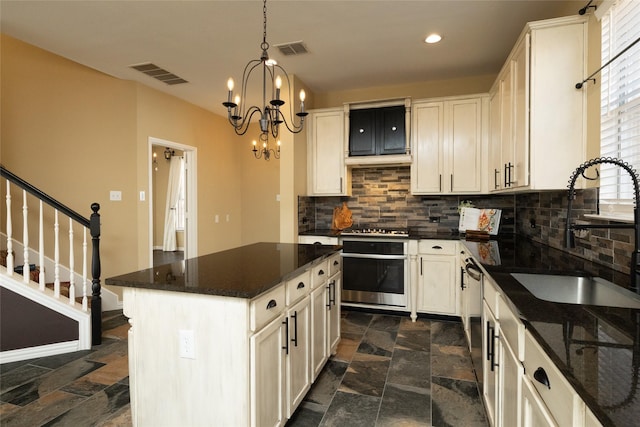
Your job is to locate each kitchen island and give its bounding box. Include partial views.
[106,242,342,427]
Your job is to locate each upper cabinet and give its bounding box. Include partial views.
[306,108,350,196]
[344,98,412,167]
[489,15,587,191]
[349,106,406,156]
[411,95,488,195]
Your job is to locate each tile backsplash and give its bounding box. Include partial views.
[299,166,634,275]
[299,166,516,234]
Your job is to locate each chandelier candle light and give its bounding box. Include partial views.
[222,0,308,160]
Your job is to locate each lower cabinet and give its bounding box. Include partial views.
[417,240,458,315]
[478,263,603,427]
[251,314,286,427]
[285,296,311,417]
[521,375,558,427]
[310,283,328,379]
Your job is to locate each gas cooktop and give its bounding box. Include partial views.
[340,228,409,237]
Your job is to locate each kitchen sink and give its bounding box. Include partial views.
[511,273,640,309]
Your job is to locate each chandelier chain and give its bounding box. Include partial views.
[261,0,269,51]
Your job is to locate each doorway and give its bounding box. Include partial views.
[148,137,198,267]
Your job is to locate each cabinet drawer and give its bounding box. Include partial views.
[311,260,329,288]
[524,331,578,427]
[418,240,457,255]
[483,276,500,317]
[286,269,311,305]
[328,253,342,276]
[498,296,524,360]
[251,285,286,332]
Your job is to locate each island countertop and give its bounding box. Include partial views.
[105,242,341,299]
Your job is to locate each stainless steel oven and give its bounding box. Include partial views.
[340,236,408,308]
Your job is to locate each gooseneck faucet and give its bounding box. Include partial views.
[565,157,640,293]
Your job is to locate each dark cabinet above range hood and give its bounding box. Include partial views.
[345,98,412,167]
[349,106,406,156]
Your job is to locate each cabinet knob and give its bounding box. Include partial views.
[534,367,551,389]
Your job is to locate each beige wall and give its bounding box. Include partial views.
[1,34,280,300]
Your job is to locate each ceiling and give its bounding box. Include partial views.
[1,1,584,116]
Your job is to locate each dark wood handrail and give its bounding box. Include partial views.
[1,165,90,228]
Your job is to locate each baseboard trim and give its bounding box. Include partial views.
[0,340,83,364]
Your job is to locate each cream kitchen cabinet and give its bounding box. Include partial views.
[416,240,459,315]
[310,253,342,380]
[298,235,339,245]
[327,254,342,354]
[411,95,488,195]
[521,330,585,427]
[251,312,286,427]
[489,15,587,191]
[307,108,350,196]
[284,271,312,418]
[482,275,524,427]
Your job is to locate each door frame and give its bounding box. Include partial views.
[148,136,198,267]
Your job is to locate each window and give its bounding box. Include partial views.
[599,0,640,217]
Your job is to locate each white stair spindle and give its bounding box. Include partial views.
[68,218,75,305]
[54,209,60,298]
[82,228,88,311]
[22,189,29,283]
[5,181,13,275]
[39,200,45,290]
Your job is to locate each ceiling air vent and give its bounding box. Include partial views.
[274,41,308,56]
[130,63,188,85]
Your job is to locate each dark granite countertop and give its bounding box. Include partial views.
[467,236,640,427]
[105,242,341,299]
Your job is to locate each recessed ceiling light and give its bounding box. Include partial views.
[425,34,442,44]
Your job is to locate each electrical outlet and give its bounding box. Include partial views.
[109,190,122,201]
[179,329,196,359]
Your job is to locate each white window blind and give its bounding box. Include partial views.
[600,0,640,215]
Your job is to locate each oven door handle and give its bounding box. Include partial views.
[340,253,407,260]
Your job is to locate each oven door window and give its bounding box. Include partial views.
[343,257,404,294]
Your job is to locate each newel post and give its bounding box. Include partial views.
[90,203,102,345]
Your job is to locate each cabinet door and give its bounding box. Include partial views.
[489,86,503,191]
[511,34,530,188]
[251,315,285,427]
[310,284,328,379]
[411,101,444,193]
[349,108,376,156]
[379,106,406,155]
[417,254,457,315]
[327,273,341,354]
[500,62,514,189]
[483,301,499,427]
[499,334,522,427]
[308,109,346,195]
[286,297,311,417]
[521,375,558,427]
[448,98,482,193]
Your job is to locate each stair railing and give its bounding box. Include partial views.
[1,165,102,345]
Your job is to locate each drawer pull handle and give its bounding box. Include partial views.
[534,367,551,389]
[266,299,277,310]
[333,260,339,266]
[432,245,443,250]
[318,269,325,276]
[297,282,305,289]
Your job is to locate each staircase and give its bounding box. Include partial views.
[1,165,102,363]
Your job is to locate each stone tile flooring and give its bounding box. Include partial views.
[0,310,488,427]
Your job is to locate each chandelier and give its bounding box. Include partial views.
[223,0,308,155]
